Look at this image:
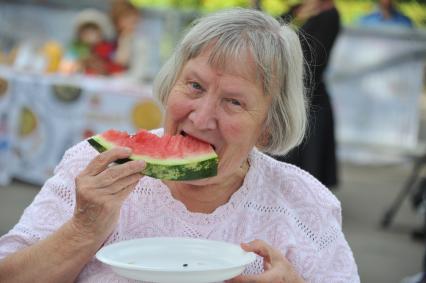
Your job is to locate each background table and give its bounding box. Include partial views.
[0,67,162,186]
[326,27,426,164]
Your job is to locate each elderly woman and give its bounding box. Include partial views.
[0,8,359,283]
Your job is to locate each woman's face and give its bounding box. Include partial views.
[118,12,139,35]
[164,49,272,185]
[79,24,102,46]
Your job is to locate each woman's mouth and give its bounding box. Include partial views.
[180,130,217,151]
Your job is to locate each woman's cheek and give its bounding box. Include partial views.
[225,124,241,140]
[222,120,246,143]
[167,96,193,120]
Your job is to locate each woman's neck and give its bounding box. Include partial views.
[164,161,249,214]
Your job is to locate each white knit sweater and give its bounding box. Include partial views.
[0,133,359,282]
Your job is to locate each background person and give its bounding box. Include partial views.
[110,0,141,69]
[359,0,413,28]
[109,0,150,81]
[276,0,341,189]
[59,9,125,76]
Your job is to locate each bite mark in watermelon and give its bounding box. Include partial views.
[87,129,218,180]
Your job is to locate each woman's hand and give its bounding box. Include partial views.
[0,147,145,283]
[226,240,305,283]
[72,147,145,240]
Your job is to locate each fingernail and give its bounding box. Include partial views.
[123,147,132,153]
[139,160,146,175]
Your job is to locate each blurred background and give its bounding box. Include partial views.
[0,0,425,282]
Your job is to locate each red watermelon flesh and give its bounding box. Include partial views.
[94,129,216,161]
[88,129,218,180]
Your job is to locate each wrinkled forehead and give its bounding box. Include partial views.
[192,42,262,87]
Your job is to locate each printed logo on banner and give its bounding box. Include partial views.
[52,84,82,103]
[0,77,8,98]
[18,106,38,137]
[131,100,163,130]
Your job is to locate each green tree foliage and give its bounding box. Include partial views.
[130,0,426,27]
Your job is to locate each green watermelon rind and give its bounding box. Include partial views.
[87,135,218,181]
[90,135,217,165]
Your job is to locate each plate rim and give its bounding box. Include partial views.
[96,237,257,272]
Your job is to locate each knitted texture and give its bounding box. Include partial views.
[0,131,359,283]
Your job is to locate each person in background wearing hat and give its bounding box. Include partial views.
[60,9,126,76]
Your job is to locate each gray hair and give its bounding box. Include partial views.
[153,8,307,155]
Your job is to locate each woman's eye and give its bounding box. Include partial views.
[224,98,244,112]
[228,98,241,106]
[190,82,203,91]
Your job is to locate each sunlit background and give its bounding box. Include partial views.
[130,0,426,26]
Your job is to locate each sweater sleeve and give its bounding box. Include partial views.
[0,141,96,260]
[308,203,360,283]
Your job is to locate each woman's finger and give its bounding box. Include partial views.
[113,180,140,202]
[241,240,272,263]
[82,147,132,176]
[241,240,283,263]
[226,273,272,283]
[226,275,261,283]
[73,178,140,231]
[226,263,287,283]
[100,173,142,195]
[92,160,145,187]
[229,241,303,283]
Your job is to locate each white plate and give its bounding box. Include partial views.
[96,237,256,283]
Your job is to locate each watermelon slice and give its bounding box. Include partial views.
[87,129,218,181]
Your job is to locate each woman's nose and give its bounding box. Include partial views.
[188,97,217,130]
